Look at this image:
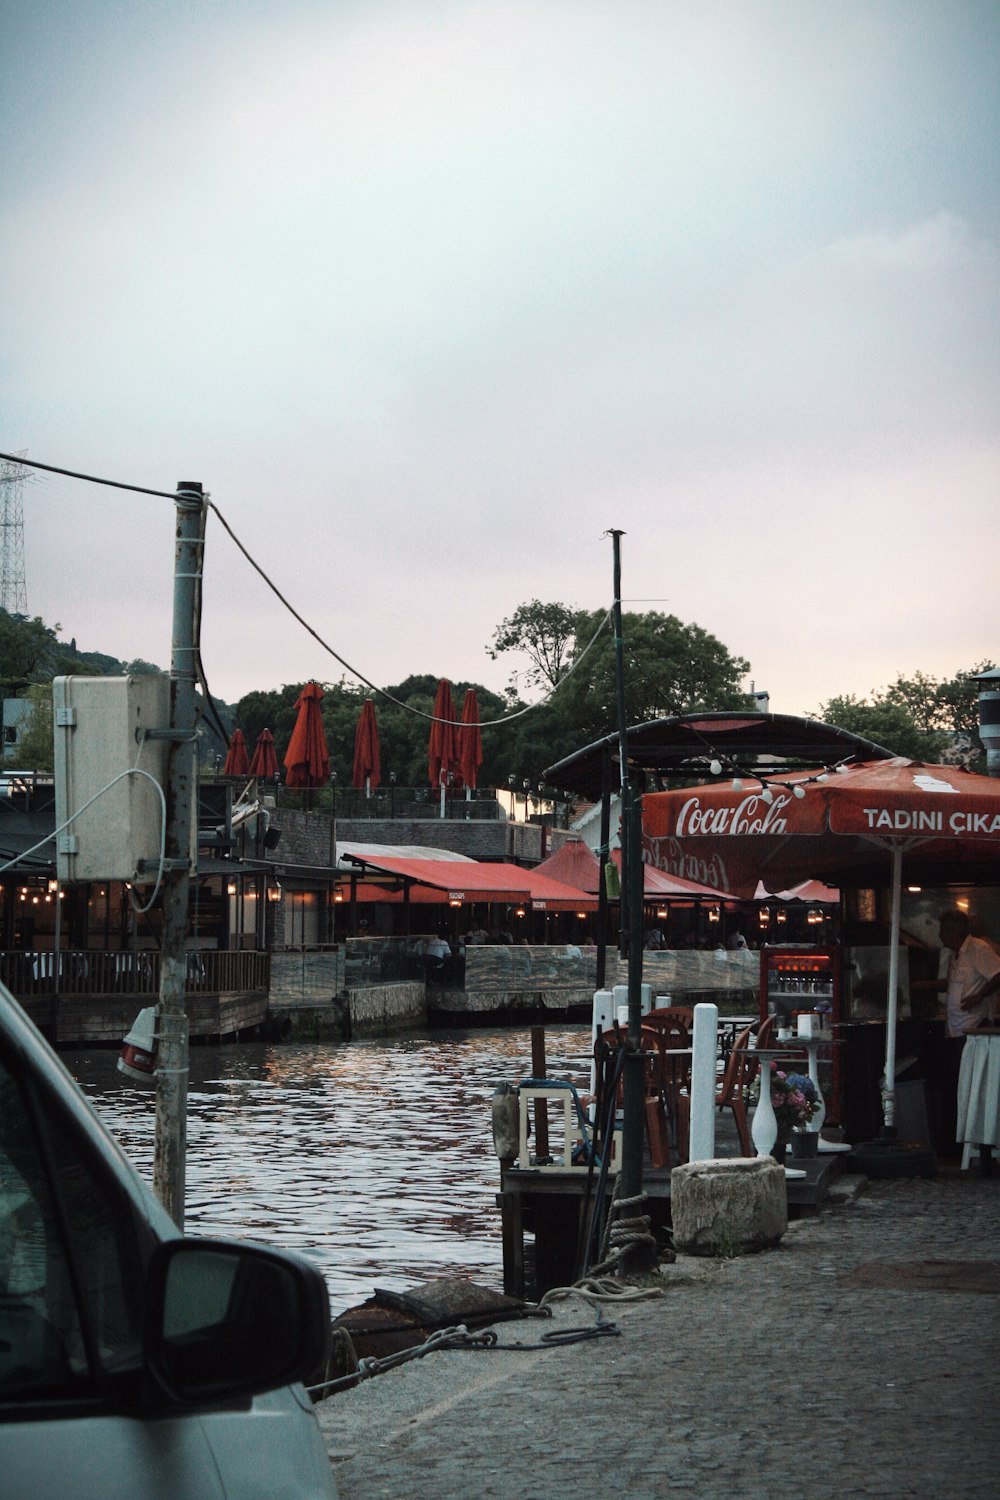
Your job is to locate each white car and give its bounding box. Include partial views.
[0,981,338,1499]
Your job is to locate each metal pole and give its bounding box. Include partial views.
[595,748,612,990]
[620,785,646,1201]
[607,529,645,1204]
[152,481,204,1228]
[610,530,629,952]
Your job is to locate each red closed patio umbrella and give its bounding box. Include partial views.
[248,727,278,780]
[428,679,459,814]
[284,681,331,787]
[223,728,250,777]
[352,698,381,794]
[458,688,483,795]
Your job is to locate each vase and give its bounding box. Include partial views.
[771,1130,791,1162]
[791,1130,819,1160]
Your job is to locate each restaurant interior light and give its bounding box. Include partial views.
[333,886,344,903]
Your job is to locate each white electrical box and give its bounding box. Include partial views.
[53,675,193,883]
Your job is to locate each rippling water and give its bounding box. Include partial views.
[67,1025,590,1317]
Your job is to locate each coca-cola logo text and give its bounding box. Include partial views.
[675,792,792,838]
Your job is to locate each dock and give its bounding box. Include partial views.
[499,1143,842,1299]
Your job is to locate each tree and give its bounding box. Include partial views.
[5,683,54,770]
[817,661,996,767]
[548,609,751,747]
[0,611,59,686]
[817,694,942,762]
[487,600,579,695]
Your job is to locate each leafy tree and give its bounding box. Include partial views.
[817,662,996,767]
[5,683,54,770]
[816,695,942,761]
[0,611,59,686]
[487,600,579,694]
[549,609,751,746]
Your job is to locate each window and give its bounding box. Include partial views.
[0,1057,141,1404]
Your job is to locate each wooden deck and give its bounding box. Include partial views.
[499,1151,841,1299]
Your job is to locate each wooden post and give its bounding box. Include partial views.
[530,1024,549,1159]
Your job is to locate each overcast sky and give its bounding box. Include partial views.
[2,0,997,733]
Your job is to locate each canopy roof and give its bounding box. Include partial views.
[643,757,1000,897]
[340,852,598,911]
[543,712,894,801]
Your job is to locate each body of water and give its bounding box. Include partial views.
[68,1025,590,1317]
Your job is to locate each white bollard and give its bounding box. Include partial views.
[688,1002,719,1163]
[590,988,615,1097]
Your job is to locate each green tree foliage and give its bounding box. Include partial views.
[817,695,942,761]
[487,600,579,694]
[0,611,59,686]
[549,608,751,745]
[5,683,54,770]
[485,602,753,781]
[817,662,995,767]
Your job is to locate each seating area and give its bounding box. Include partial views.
[591,1006,773,1169]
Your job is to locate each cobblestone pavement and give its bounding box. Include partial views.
[316,1166,1000,1500]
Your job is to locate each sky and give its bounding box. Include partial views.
[2,0,997,734]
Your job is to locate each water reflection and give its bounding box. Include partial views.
[69,1025,590,1316]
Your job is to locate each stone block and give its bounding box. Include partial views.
[670,1156,787,1256]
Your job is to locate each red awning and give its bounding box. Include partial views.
[341,854,598,911]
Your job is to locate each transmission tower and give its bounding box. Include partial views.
[0,458,28,614]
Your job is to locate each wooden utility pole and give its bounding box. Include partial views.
[151,481,204,1227]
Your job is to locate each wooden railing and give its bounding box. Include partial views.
[0,949,270,999]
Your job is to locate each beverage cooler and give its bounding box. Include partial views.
[759,946,843,1127]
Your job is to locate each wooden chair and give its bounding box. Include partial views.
[755,1013,775,1050]
[643,1013,692,1160]
[714,1023,759,1155]
[597,1026,674,1169]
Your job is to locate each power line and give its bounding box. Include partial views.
[0,450,612,731]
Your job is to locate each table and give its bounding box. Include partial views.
[957,1031,1000,1169]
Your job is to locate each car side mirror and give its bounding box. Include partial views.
[145,1238,330,1405]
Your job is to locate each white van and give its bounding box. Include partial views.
[0,981,338,1499]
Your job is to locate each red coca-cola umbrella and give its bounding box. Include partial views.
[352,698,381,794]
[283,681,331,788]
[643,757,1000,1130]
[457,688,483,794]
[223,728,250,777]
[248,727,278,780]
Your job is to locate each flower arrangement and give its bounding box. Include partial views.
[754,1065,820,1130]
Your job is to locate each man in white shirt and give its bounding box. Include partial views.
[940,910,1000,1036]
[933,911,1000,1172]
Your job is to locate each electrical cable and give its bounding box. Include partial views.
[208,488,613,728]
[0,449,613,736]
[0,767,168,912]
